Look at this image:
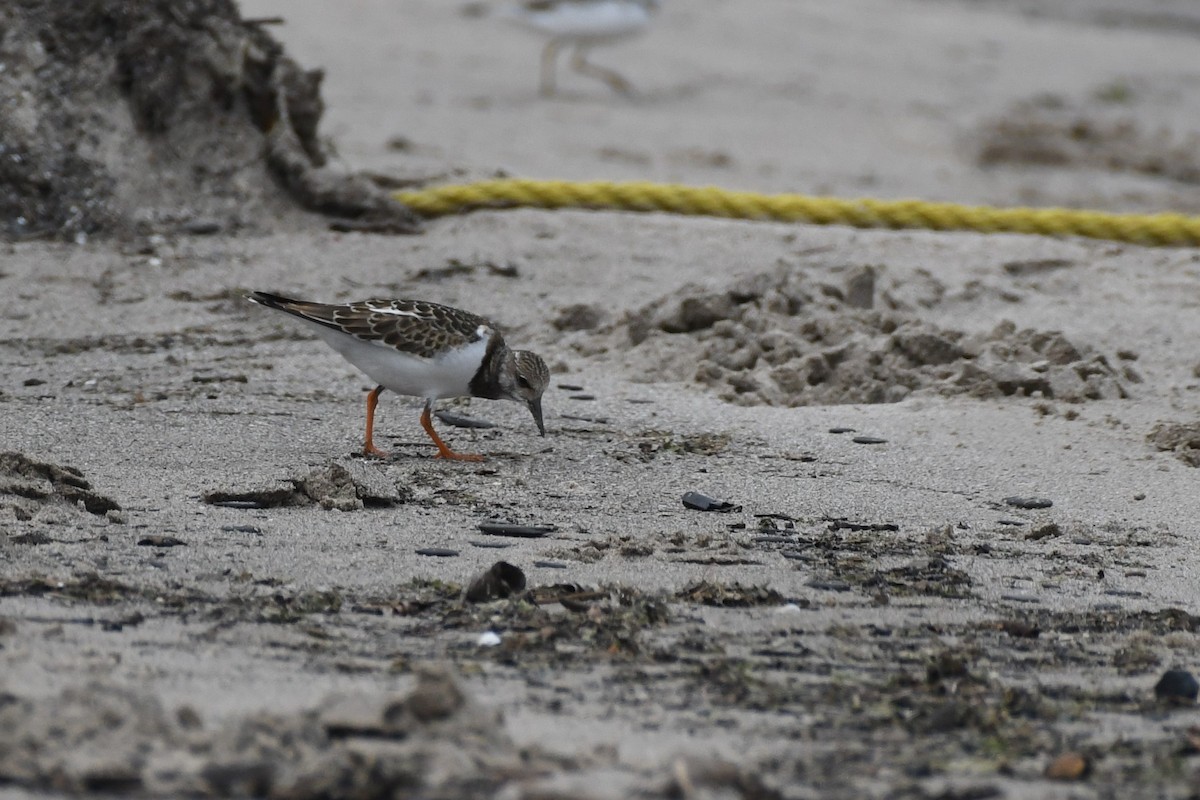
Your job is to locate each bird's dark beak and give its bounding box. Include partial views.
[528,398,545,436]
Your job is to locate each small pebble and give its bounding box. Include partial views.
[477,522,556,538]
[681,491,741,513]
[1004,496,1053,509]
[477,631,502,647]
[852,436,887,445]
[465,561,527,603]
[532,560,568,569]
[434,411,496,429]
[828,427,856,434]
[206,499,265,509]
[138,535,185,548]
[1045,752,1089,781]
[415,547,459,558]
[1156,670,1200,705]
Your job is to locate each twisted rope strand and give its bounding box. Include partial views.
[395,179,1200,247]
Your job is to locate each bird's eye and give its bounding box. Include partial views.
[517,376,531,389]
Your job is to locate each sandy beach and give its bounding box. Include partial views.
[4,0,1200,796]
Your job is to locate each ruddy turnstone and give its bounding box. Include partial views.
[502,0,660,96]
[248,292,549,461]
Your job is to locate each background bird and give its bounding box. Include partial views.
[500,0,661,96]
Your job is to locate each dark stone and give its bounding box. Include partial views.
[1154,669,1199,704]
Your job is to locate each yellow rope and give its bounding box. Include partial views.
[394,178,1200,247]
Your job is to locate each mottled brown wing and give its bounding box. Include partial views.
[329,299,496,359]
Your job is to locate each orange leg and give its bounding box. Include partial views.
[363,386,389,458]
[421,403,484,462]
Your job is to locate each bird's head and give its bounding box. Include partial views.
[505,350,550,435]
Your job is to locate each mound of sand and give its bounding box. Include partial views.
[0,0,418,240]
[617,263,1131,406]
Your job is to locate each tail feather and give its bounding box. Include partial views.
[247,290,304,310]
[247,291,342,332]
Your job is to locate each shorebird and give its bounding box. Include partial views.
[248,291,549,461]
[502,0,661,96]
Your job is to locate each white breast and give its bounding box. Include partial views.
[314,327,489,401]
[510,1,653,41]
